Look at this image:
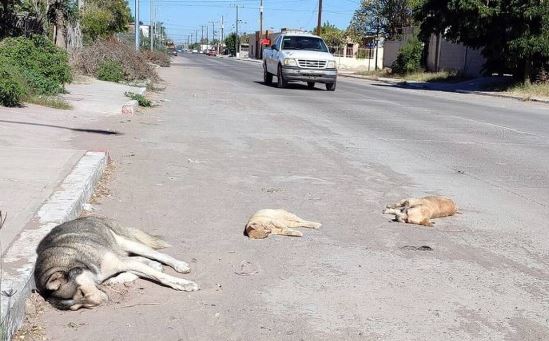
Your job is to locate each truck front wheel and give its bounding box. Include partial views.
[326,82,336,91]
[263,64,273,85]
[277,65,288,88]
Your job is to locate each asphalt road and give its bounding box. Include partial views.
[39,54,548,340]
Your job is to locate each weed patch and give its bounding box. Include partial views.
[125,91,151,107]
[27,95,72,110]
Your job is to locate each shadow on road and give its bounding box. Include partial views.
[0,119,122,135]
[368,76,513,96]
[253,81,325,91]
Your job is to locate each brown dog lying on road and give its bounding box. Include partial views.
[383,196,458,227]
[245,209,321,239]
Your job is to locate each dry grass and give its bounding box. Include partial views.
[507,82,549,98]
[141,50,171,67]
[400,71,470,83]
[72,39,158,82]
[90,159,115,204]
[357,69,391,78]
[357,69,470,83]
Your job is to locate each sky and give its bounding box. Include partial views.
[128,0,361,44]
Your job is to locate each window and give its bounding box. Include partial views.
[281,36,328,53]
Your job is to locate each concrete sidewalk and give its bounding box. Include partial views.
[0,78,144,339]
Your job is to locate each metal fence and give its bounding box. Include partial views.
[356,48,375,60]
[329,46,345,57]
[328,46,375,60]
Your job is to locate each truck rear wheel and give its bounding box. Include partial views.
[263,64,273,85]
[277,65,288,88]
[326,82,336,91]
[307,82,315,89]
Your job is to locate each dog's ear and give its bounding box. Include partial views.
[46,271,67,291]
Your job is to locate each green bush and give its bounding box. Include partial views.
[392,36,423,75]
[0,35,71,96]
[97,60,125,82]
[0,61,26,107]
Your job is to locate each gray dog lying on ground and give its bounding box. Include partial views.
[35,216,198,310]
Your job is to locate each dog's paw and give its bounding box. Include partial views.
[172,261,191,274]
[106,272,139,284]
[170,279,199,292]
[148,260,164,272]
[311,223,322,229]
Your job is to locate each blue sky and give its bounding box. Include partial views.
[128,0,361,44]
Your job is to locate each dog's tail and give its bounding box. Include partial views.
[106,219,170,249]
[128,228,170,249]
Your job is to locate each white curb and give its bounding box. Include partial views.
[0,151,108,339]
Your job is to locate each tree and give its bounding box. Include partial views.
[225,32,237,56]
[81,0,131,42]
[348,0,418,42]
[0,0,18,38]
[416,0,549,83]
[317,22,346,47]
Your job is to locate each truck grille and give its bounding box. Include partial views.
[298,60,327,69]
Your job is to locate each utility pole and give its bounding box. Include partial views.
[316,0,322,36]
[201,25,205,45]
[209,21,216,46]
[150,0,154,51]
[134,0,140,51]
[236,5,239,57]
[206,24,209,45]
[221,16,224,54]
[259,0,263,59]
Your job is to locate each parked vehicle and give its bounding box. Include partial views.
[206,49,218,56]
[262,31,337,91]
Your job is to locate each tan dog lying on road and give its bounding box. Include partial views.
[383,196,458,227]
[245,209,321,239]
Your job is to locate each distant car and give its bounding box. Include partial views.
[171,50,178,56]
[192,49,198,53]
[206,49,218,56]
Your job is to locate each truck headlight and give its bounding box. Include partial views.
[283,58,297,66]
[327,61,336,69]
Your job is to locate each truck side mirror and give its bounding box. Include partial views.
[271,44,278,51]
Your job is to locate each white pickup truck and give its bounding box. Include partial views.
[262,31,337,91]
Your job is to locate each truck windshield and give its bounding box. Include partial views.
[281,36,329,52]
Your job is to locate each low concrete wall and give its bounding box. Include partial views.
[383,40,405,68]
[427,35,485,76]
[336,49,383,71]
